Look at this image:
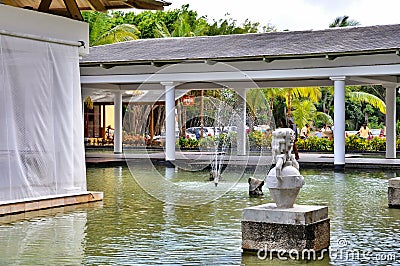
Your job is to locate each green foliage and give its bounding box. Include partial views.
[92,24,140,46]
[345,135,387,151]
[248,131,271,150]
[207,17,266,35]
[329,16,360,28]
[345,99,364,130]
[397,121,400,137]
[83,4,268,46]
[177,137,199,148]
[297,135,388,152]
[345,135,370,151]
[297,137,333,152]
[368,137,386,151]
[199,136,216,149]
[154,10,208,38]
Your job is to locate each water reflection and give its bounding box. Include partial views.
[1,166,400,265]
[0,204,96,265]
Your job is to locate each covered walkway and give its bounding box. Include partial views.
[85,151,400,170]
[80,24,400,169]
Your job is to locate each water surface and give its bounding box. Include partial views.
[0,165,400,265]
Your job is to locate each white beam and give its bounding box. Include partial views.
[330,76,346,170]
[81,64,400,85]
[114,91,123,154]
[349,75,399,85]
[162,82,176,162]
[385,84,398,158]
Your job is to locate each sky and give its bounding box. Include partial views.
[166,0,400,31]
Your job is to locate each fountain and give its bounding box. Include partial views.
[241,128,330,254]
[266,128,303,207]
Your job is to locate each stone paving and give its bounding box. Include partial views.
[86,151,400,169]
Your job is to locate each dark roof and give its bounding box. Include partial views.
[81,24,400,65]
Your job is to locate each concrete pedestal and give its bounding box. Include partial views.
[388,177,400,208]
[242,203,330,253]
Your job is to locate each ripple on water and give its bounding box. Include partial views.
[1,167,400,265]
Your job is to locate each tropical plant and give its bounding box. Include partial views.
[290,99,333,129]
[91,24,141,46]
[246,89,270,130]
[248,131,271,150]
[284,87,322,116]
[297,136,333,152]
[329,16,360,28]
[154,10,207,37]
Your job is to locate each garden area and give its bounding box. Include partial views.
[83,5,400,154]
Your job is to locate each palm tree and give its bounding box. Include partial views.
[263,88,285,116]
[329,16,360,28]
[154,11,208,137]
[283,87,322,116]
[92,24,141,46]
[347,91,386,114]
[291,99,333,129]
[154,11,207,38]
[246,89,270,130]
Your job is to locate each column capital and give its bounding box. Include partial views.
[382,83,399,90]
[329,76,346,81]
[160,81,178,87]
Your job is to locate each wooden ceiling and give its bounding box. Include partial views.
[0,0,171,20]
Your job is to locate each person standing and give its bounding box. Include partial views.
[288,118,299,160]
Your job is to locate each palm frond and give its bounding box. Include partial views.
[347,91,386,114]
[92,24,140,46]
[315,112,333,125]
[291,99,316,128]
[154,21,172,38]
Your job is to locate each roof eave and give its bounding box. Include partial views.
[80,48,400,68]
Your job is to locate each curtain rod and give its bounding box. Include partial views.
[0,29,85,47]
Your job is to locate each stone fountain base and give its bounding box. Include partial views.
[242,203,330,253]
[388,177,400,208]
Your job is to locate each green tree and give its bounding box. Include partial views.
[283,87,322,116]
[291,99,333,129]
[82,11,113,45]
[246,89,270,130]
[207,17,270,35]
[91,24,141,46]
[329,15,360,28]
[154,9,207,37]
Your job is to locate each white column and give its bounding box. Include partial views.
[114,91,123,154]
[385,84,397,159]
[162,82,176,162]
[330,77,346,170]
[236,88,247,156]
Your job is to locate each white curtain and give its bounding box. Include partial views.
[0,34,86,201]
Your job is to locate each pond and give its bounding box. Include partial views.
[0,165,400,265]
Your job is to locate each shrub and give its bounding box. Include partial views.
[368,137,386,151]
[297,136,333,152]
[248,131,271,150]
[199,136,216,149]
[297,135,388,152]
[177,137,199,149]
[123,132,146,146]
